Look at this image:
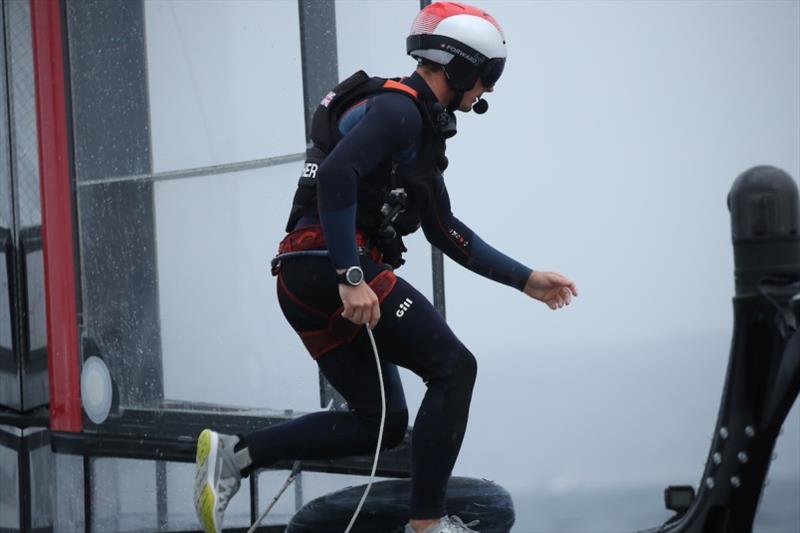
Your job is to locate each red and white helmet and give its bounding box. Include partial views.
[407,2,507,92]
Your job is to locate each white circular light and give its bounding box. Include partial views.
[81,356,113,424]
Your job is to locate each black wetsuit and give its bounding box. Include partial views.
[241,72,532,519]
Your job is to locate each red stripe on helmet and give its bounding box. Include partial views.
[410,1,505,39]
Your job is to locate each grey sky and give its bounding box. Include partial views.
[338,0,800,491]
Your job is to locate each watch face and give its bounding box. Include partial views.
[346,267,364,285]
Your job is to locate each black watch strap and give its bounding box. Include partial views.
[337,266,364,286]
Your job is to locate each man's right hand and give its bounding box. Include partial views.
[339,282,381,329]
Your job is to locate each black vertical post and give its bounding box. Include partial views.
[250,471,259,525]
[416,0,447,319]
[294,470,303,511]
[431,247,446,319]
[156,461,168,530]
[18,432,30,533]
[298,0,339,139]
[297,0,347,410]
[83,455,92,533]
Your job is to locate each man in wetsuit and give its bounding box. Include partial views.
[194,3,578,533]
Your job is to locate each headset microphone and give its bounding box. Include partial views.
[472,98,489,114]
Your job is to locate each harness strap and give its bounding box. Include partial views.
[274,225,382,269]
[278,225,370,254]
[297,270,397,359]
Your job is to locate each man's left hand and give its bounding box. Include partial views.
[523,271,578,310]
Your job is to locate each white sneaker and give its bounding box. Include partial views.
[194,429,242,533]
[404,516,481,533]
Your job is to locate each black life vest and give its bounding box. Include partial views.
[285,71,450,264]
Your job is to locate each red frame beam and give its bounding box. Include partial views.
[30,0,81,432]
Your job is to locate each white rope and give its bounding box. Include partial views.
[344,325,386,533]
[248,325,385,533]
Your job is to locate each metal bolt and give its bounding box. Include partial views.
[764,477,771,487]
[745,426,755,438]
[705,477,715,489]
[737,452,749,463]
[719,427,729,439]
[771,452,778,461]
[713,452,722,465]
[731,476,741,488]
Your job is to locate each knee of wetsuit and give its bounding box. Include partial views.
[382,409,410,450]
[447,348,478,390]
[424,345,478,387]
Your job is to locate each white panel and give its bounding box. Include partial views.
[92,458,156,532]
[28,433,53,530]
[25,250,45,350]
[53,453,84,533]
[157,162,320,412]
[145,0,306,172]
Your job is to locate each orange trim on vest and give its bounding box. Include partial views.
[382,79,418,98]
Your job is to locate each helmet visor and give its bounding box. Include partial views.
[479,58,505,88]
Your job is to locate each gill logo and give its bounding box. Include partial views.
[396,298,413,318]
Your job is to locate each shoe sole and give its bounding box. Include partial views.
[194,429,220,533]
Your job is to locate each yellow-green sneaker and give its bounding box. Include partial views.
[193,429,242,533]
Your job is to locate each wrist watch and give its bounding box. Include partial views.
[337,266,365,286]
